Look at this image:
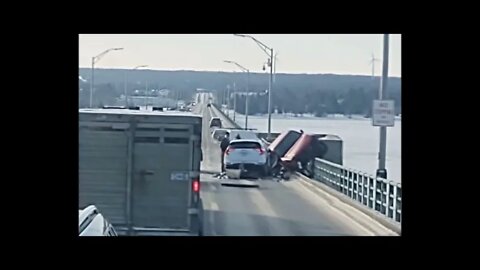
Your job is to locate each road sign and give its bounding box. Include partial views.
[372,100,395,127]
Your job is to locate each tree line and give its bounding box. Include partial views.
[226,86,400,117]
[78,68,401,115]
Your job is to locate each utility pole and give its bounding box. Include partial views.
[376,34,390,179]
[233,82,236,122]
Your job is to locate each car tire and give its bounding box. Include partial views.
[263,165,269,177]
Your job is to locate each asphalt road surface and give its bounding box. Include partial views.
[195,93,397,236]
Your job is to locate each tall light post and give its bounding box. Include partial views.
[233,81,237,122]
[224,60,250,130]
[376,34,390,179]
[234,34,274,139]
[223,87,227,112]
[144,81,148,109]
[90,47,123,108]
[124,65,148,107]
[226,84,231,117]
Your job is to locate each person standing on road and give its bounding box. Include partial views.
[220,132,230,173]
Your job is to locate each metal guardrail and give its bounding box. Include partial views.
[313,158,401,223]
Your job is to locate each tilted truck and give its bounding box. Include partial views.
[79,108,203,236]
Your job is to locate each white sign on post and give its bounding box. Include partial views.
[372,100,395,127]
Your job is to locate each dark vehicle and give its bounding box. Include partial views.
[209,117,222,128]
[207,103,211,107]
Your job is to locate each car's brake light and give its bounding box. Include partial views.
[257,148,265,155]
[192,179,200,193]
[226,146,235,155]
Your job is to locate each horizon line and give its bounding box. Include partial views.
[78,66,401,78]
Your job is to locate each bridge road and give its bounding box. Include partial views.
[194,93,397,236]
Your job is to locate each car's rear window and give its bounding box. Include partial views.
[210,119,221,127]
[230,142,261,149]
[230,131,257,140]
[214,130,227,137]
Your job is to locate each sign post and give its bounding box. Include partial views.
[376,34,390,179]
[372,100,395,127]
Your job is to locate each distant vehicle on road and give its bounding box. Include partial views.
[212,128,229,141]
[207,103,211,107]
[209,117,222,128]
[79,205,117,236]
[224,139,267,178]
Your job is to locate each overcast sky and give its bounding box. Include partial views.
[79,34,401,77]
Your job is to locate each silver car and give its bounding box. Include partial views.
[224,139,267,178]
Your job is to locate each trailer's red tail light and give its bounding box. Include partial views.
[192,179,200,193]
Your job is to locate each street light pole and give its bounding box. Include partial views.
[89,47,123,108]
[268,48,273,137]
[125,65,148,108]
[123,69,127,107]
[175,89,179,108]
[233,81,236,122]
[233,34,274,138]
[223,88,227,112]
[223,60,250,129]
[245,70,250,130]
[90,57,95,108]
[145,81,148,109]
[226,84,231,117]
[376,34,390,179]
